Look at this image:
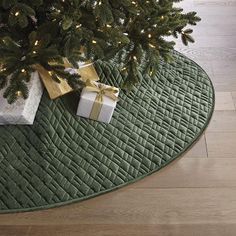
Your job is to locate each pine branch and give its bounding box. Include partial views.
[0,0,201,103]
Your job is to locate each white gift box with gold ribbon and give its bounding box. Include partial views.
[77,81,119,123]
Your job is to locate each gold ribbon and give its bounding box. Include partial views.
[84,80,119,120]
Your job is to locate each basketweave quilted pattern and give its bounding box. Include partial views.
[0,51,214,213]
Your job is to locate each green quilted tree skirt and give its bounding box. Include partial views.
[0,51,214,213]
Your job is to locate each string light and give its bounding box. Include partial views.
[16,91,22,97]
[92,40,97,44]
[15,12,20,16]
[34,40,39,46]
[21,69,26,73]
[32,51,37,54]
[149,43,156,48]
[148,34,152,38]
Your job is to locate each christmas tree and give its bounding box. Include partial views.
[0,0,200,103]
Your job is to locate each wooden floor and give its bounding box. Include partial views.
[1,1,236,235]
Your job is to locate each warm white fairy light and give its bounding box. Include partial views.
[149,43,155,48]
[16,91,22,97]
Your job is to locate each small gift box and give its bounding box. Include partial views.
[77,81,119,123]
[35,60,99,100]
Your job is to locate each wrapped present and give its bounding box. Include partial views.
[78,61,100,82]
[77,81,119,123]
[35,64,73,100]
[0,72,43,125]
[35,60,99,100]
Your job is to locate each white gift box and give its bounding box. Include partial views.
[0,72,43,125]
[77,82,119,123]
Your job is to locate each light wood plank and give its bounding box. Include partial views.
[175,35,236,48]
[194,0,236,7]
[183,135,208,158]
[215,92,235,111]
[207,111,236,132]
[134,158,236,188]
[212,61,236,78]
[2,224,235,236]
[206,132,236,158]
[175,47,236,61]
[213,83,236,92]
[212,75,236,86]
[232,92,236,108]
[0,226,30,236]
[1,188,236,225]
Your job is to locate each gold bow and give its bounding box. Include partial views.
[84,80,119,121]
